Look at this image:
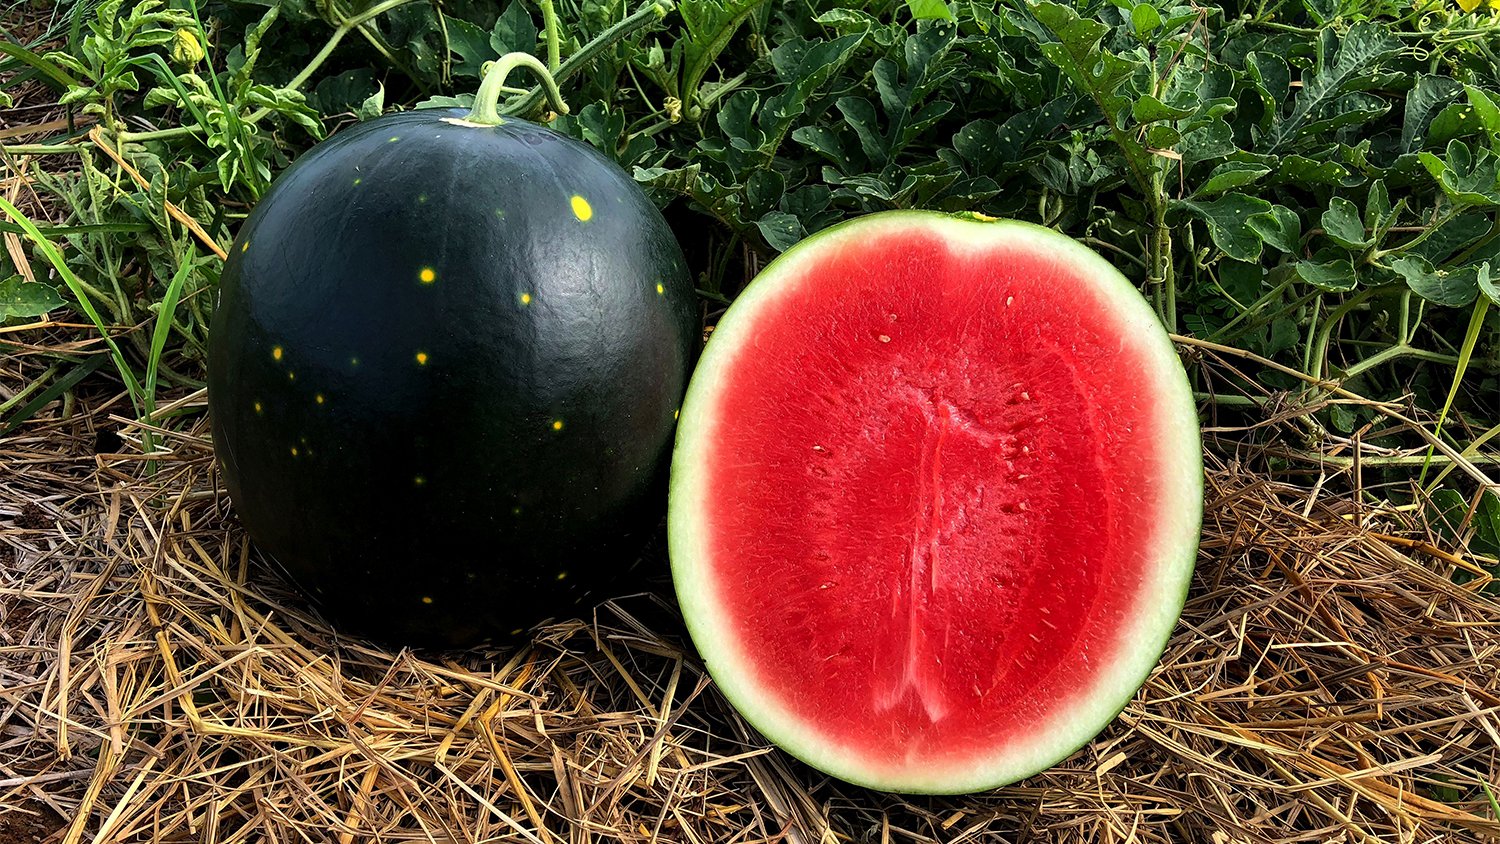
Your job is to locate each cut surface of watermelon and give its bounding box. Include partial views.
[669,212,1201,793]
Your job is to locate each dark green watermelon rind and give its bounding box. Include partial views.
[667,211,1202,794]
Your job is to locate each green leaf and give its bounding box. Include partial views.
[757,211,805,252]
[357,84,385,121]
[1418,141,1500,207]
[1276,154,1354,186]
[680,0,769,107]
[1132,94,1194,124]
[310,69,378,116]
[444,14,495,78]
[1177,118,1236,165]
[1321,197,1368,249]
[760,33,866,151]
[1390,254,1478,307]
[1195,162,1272,197]
[1466,86,1500,152]
[1476,261,1499,306]
[905,0,955,20]
[1429,100,1487,146]
[1295,259,1358,292]
[0,276,64,321]
[490,2,538,56]
[1174,194,1275,261]
[1030,1,1142,122]
[1131,3,1161,38]
[1267,23,1400,152]
[1402,75,1462,154]
[1248,205,1302,254]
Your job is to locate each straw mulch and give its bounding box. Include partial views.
[2,334,1499,844]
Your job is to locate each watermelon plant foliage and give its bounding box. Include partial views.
[1,0,1497,514]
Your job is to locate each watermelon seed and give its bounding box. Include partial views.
[1006,296,1014,306]
[819,581,835,590]
[878,334,891,343]
[1019,502,1028,511]
[1020,392,1030,401]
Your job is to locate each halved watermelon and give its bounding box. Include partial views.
[668,212,1201,794]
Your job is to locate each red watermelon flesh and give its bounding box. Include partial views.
[669,212,1201,793]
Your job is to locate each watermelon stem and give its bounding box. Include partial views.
[468,53,571,125]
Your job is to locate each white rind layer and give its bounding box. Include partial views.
[668,211,1203,794]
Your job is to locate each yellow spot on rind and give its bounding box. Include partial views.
[556,571,568,581]
[272,346,283,361]
[551,419,564,431]
[419,267,436,284]
[421,596,433,604]
[570,195,593,221]
[656,283,665,295]
[414,475,426,486]
[241,241,249,253]
[416,351,429,365]
[290,446,299,457]
[254,402,263,414]
[315,394,325,405]
[520,293,532,305]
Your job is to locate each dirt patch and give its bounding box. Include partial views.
[0,805,66,843]
[16,504,47,531]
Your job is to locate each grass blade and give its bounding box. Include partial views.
[0,354,107,437]
[0,195,146,417]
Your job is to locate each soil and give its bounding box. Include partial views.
[0,806,65,843]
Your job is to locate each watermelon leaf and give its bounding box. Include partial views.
[0,275,65,322]
[1173,194,1276,262]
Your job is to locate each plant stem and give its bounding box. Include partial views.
[1371,204,1461,259]
[1149,167,1175,331]
[467,53,570,125]
[287,0,419,92]
[0,142,84,154]
[539,0,561,71]
[506,0,674,117]
[1308,283,1399,380]
[1340,344,1463,380]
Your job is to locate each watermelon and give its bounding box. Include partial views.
[208,109,698,648]
[668,212,1201,793]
